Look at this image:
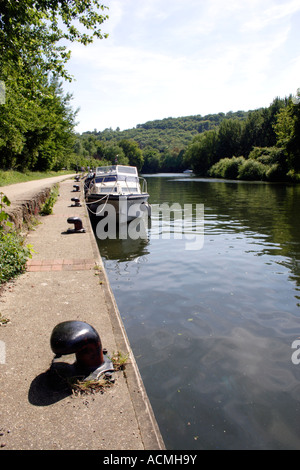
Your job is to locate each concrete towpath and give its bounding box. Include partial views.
[0,173,76,202]
[0,175,165,450]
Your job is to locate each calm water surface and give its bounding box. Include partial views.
[96,174,300,450]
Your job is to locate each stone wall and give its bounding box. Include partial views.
[6,188,51,231]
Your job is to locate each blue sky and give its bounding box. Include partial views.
[63,0,300,133]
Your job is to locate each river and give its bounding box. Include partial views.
[95,174,300,450]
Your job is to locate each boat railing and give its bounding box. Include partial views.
[139,176,148,194]
[121,175,147,194]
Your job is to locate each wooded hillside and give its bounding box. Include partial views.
[75,94,300,182]
[75,110,250,173]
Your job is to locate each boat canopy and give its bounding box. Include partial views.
[95,165,138,177]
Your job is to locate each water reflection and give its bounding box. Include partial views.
[96,225,150,262]
[95,175,300,450]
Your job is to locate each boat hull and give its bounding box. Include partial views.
[86,193,150,221]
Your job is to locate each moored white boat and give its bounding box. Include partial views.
[85,165,150,221]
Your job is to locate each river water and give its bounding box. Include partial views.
[95,174,300,450]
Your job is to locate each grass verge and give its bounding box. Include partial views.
[40,184,60,215]
[0,231,32,286]
[0,169,73,187]
[0,191,33,286]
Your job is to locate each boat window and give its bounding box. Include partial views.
[95,165,138,177]
[104,176,117,182]
[122,187,139,193]
[117,166,137,175]
[96,166,116,175]
[95,175,117,183]
[118,175,138,182]
[100,188,114,193]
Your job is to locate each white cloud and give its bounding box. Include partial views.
[243,0,300,31]
[103,1,123,36]
[64,0,300,132]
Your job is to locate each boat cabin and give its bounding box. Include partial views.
[92,165,144,195]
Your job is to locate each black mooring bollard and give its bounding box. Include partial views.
[71,197,81,207]
[50,321,104,372]
[73,184,80,192]
[49,321,114,380]
[67,216,85,233]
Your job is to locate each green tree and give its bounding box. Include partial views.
[104,144,128,165]
[0,72,77,171]
[0,66,28,169]
[142,147,162,173]
[184,130,218,175]
[0,1,109,82]
[118,139,144,171]
[209,156,245,179]
[240,109,265,156]
[275,92,300,175]
[275,105,295,148]
[240,98,286,157]
[217,119,242,159]
[0,1,109,172]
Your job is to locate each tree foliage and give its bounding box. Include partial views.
[0,1,108,172]
[0,1,109,82]
[187,95,300,181]
[275,91,300,176]
[73,92,300,182]
[77,110,249,173]
[184,130,218,176]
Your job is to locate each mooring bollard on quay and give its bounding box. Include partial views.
[66,216,86,233]
[49,320,114,381]
[71,197,81,207]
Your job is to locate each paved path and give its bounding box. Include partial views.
[0,174,75,202]
[0,176,164,450]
